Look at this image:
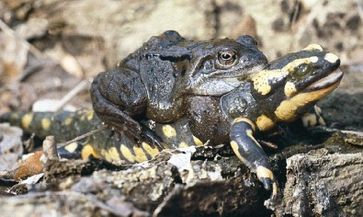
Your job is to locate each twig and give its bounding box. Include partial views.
[58,126,107,148]
[54,79,92,112]
[0,19,45,59]
[42,136,59,162]
[18,63,44,82]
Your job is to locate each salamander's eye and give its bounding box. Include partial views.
[216,50,238,68]
[295,63,310,76]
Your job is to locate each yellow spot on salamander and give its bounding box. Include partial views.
[41,118,51,130]
[120,144,135,163]
[178,141,189,148]
[107,147,121,163]
[64,142,78,153]
[246,129,262,149]
[86,111,94,121]
[63,117,73,125]
[162,125,177,138]
[256,166,274,180]
[101,147,121,163]
[133,146,148,162]
[303,44,323,51]
[324,53,339,63]
[250,71,273,95]
[100,149,112,162]
[81,144,100,160]
[230,140,248,164]
[256,114,275,132]
[21,113,33,129]
[192,135,204,146]
[309,56,319,63]
[284,81,297,97]
[275,82,339,121]
[142,142,159,158]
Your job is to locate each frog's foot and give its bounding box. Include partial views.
[96,107,165,151]
[230,117,278,197]
[100,113,142,139]
[104,120,164,153]
[302,105,326,128]
[140,125,165,150]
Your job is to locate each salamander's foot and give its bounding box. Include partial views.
[229,117,279,198]
[256,166,278,198]
[302,105,326,128]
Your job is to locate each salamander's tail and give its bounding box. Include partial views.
[0,110,101,142]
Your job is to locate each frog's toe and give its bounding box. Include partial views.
[141,126,165,149]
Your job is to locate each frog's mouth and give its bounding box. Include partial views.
[216,64,266,79]
[305,68,343,92]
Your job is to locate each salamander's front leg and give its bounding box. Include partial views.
[301,105,326,128]
[230,117,277,196]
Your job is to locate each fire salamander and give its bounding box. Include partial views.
[1,33,342,197]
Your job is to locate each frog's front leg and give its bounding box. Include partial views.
[91,67,160,144]
[229,117,278,196]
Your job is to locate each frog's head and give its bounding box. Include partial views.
[251,44,342,122]
[183,35,268,96]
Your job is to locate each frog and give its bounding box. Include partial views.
[90,30,268,145]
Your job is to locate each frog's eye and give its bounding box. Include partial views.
[217,50,238,68]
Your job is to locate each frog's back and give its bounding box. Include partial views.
[121,30,187,72]
[121,31,192,122]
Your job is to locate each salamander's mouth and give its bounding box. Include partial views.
[305,68,344,91]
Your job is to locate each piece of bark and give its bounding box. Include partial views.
[0,191,149,217]
[274,148,363,217]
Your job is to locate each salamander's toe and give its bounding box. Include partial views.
[260,177,272,191]
[256,165,278,197]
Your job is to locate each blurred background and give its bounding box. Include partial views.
[0,0,362,113]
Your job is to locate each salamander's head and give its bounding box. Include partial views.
[250,44,342,122]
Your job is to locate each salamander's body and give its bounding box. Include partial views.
[1,32,342,196]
